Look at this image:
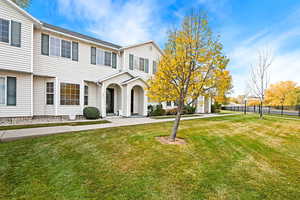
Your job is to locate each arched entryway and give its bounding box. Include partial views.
[130,85,145,116]
[106,83,122,116]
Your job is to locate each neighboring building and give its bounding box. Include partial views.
[0,0,211,120]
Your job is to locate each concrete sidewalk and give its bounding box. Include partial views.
[0,114,238,142]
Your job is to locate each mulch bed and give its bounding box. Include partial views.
[156,136,187,145]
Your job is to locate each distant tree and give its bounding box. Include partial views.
[265,81,299,106]
[249,49,273,118]
[11,0,31,8]
[147,11,231,141]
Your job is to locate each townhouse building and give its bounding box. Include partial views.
[0,0,211,121]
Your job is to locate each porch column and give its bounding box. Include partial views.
[125,85,131,117]
[202,96,205,113]
[208,97,212,113]
[101,84,107,117]
[143,90,148,116]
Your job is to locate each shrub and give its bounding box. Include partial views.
[211,103,221,113]
[83,107,100,119]
[165,108,177,115]
[183,105,196,114]
[150,104,166,116]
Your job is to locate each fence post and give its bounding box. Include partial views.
[254,105,256,113]
[281,105,283,116]
[298,105,300,117]
[268,106,270,114]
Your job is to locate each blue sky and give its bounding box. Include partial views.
[27,0,300,96]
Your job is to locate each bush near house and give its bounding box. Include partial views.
[183,105,196,114]
[211,103,221,113]
[149,104,166,116]
[83,107,101,119]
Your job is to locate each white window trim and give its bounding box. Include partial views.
[0,75,17,106]
[0,18,22,48]
[59,81,81,106]
[61,39,72,59]
[45,82,54,106]
[0,76,7,106]
[0,19,10,46]
[94,48,116,69]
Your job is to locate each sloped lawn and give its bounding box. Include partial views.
[0,115,300,200]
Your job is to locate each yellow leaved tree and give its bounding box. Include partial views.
[265,81,299,106]
[147,12,232,141]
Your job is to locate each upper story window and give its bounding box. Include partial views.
[41,33,78,61]
[129,54,149,73]
[91,47,117,69]
[153,61,157,74]
[50,37,61,57]
[129,54,134,70]
[61,40,71,58]
[0,18,21,47]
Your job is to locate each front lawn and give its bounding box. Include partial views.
[1,115,300,199]
[150,113,203,119]
[0,120,110,131]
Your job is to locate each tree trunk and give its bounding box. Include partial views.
[259,101,263,119]
[170,104,182,142]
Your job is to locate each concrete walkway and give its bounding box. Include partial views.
[0,114,238,142]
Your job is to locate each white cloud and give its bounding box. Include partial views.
[227,11,300,96]
[56,0,167,46]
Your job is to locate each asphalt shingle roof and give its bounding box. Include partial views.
[42,22,122,49]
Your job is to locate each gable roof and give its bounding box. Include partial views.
[120,41,164,55]
[42,22,122,50]
[98,71,135,83]
[122,76,148,86]
[4,0,41,25]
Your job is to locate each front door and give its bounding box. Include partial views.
[131,89,134,114]
[106,88,114,113]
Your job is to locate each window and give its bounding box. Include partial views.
[11,21,21,47]
[91,47,96,65]
[153,61,157,73]
[61,40,71,58]
[112,52,117,69]
[7,77,16,106]
[60,83,80,105]
[129,54,134,70]
[72,41,78,61]
[167,101,172,106]
[50,37,60,56]
[0,18,9,43]
[0,77,5,105]
[46,82,54,105]
[139,58,145,71]
[96,49,104,65]
[104,52,111,66]
[41,34,49,55]
[145,59,149,73]
[84,85,88,105]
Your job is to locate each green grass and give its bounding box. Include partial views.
[1,115,300,200]
[0,120,111,131]
[150,114,203,119]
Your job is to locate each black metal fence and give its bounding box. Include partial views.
[222,105,300,117]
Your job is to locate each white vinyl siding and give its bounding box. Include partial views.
[0,71,32,117]
[0,0,33,73]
